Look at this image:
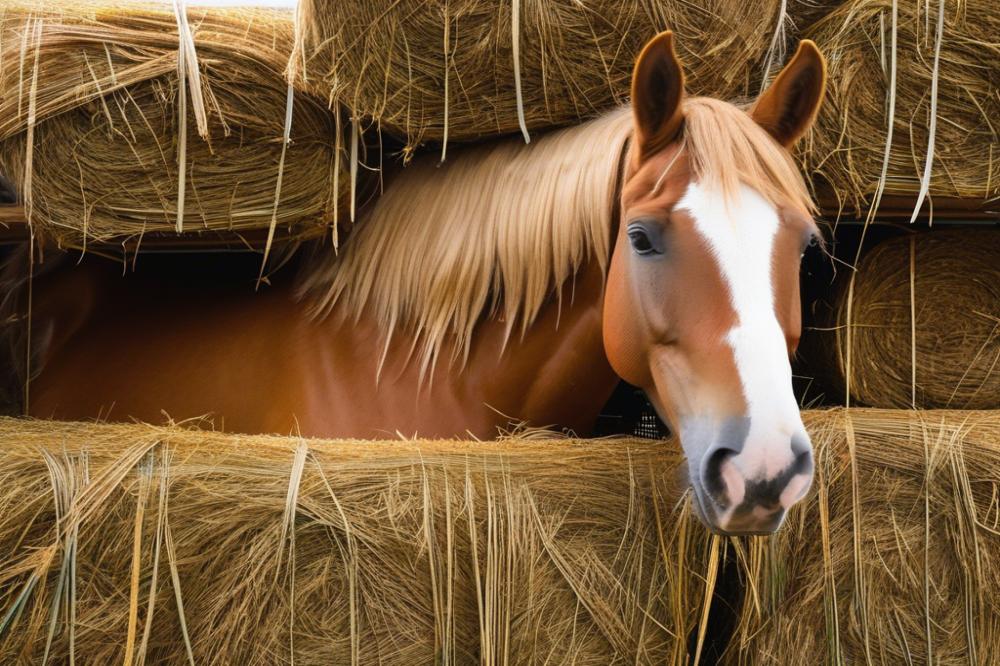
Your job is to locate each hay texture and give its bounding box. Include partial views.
[819,230,1000,409]
[725,408,1000,665]
[294,0,787,152]
[0,1,347,248]
[804,0,1000,211]
[0,419,719,664]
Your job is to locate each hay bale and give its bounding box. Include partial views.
[0,1,348,248]
[724,408,1000,665]
[0,418,718,663]
[294,0,787,151]
[803,0,1000,210]
[6,411,996,662]
[815,230,1000,409]
[786,0,836,31]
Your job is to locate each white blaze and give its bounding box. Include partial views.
[677,181,806,482]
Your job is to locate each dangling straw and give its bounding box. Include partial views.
[759,0,787,93]
[172,0,207,139]
[173,22,188,233]
[171,0,209,233]
[440,0,450,162]
[349,117,358,223]
[23,18,42,228]
[909,235,917,408]
[14,17,40,420]
[870,0,898,222]
[844,271,855,408]
[332,111,342,251]
[846,0,898,409]
[286,0,308,86]
[908,0,945,224]
[24,234,34,415]
[257,83,295,288]
[692,534,721,666]
[511,0,530,144]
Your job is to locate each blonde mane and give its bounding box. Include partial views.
[300,99,814,375]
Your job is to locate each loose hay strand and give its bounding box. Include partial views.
[510,0,530,145]
[907,0,944,224]
[909,235,916,408]
[171,0,188,234]
[692,534,721,666]
[163,507,194,665]
[258,82,296,287]
[122,455,153,666]
[136,452,169,666]
[21,17,40,227]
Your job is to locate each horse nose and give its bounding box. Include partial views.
[699,434,814,535]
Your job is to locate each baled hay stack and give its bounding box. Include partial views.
[0,2,349,248]
[724,408,1000,665]
[786,0,836,32]
[804,0,1000,211]
[294,0,788,152]
[820,230,1000,409]
[0,418,720,664]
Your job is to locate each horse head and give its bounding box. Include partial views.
[603,32,826,535]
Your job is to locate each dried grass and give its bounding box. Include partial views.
[293,0,788,153]
[2,410,997,662]
[0,418,716,664]
[725,408,1000,665]
[0,1,349,248]
[803,0,1000,211]
[817,230,1000,409]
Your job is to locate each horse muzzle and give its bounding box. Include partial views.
[685,421,814,535]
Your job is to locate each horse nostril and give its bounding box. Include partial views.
[791,432,811,456]
[790,434,814,475]
[778,436,814,509]
[702,446,742,508]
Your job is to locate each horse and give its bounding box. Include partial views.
[19,32,826,535]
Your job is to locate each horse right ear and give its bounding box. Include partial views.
[751,40,826,147]
[631,31,685,163]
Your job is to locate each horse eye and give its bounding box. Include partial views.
[628,228,658,255]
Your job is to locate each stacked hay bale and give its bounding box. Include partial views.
[813,230,1000,409]
[723,408,1000,665]
[0,1,352,249]
[0,418,718,664]
[801,0,1000,211]
[2,412,997,662]
[293,0,788,153]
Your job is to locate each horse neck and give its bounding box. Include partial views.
[466,256,619,436]
[478,153,627,434]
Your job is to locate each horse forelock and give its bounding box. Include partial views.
[640,97,816,217]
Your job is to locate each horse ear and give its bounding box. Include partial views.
[631,31,685,162]
[752,40,827,148]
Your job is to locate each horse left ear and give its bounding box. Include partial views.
[751,40,827,148]
[631,31,685,162]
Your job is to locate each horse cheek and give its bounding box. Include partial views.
[602,254,651,388]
